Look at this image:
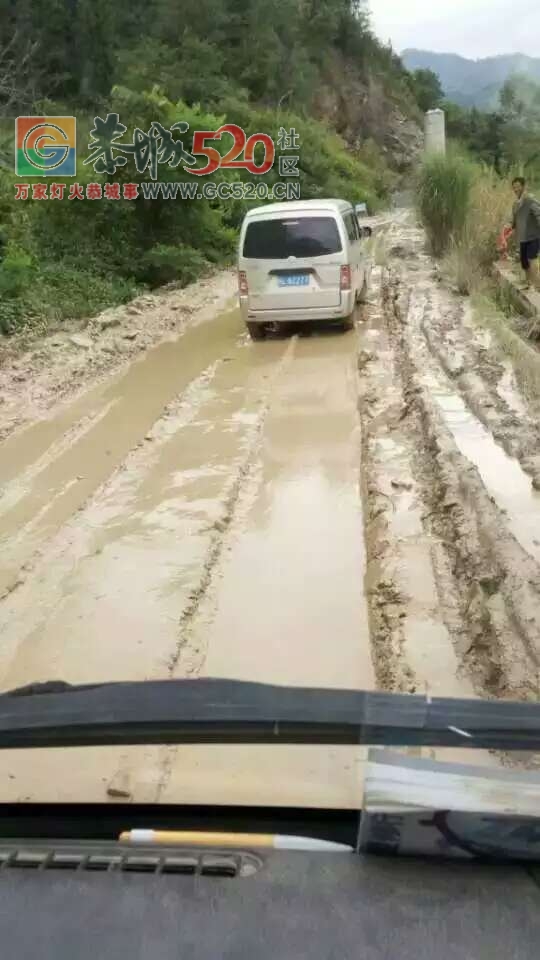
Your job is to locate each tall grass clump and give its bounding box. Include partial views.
[443,167,510,294]
[417,152,475,257]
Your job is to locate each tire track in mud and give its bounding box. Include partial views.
[0,306,242,602]
[376,264,540,702]
[357,314,415,694]
[156,337,297,799]
[419,290,540,489]
[166,348,294,677]
[358,273,472,703]
[382,219,540,487]
[0,324,303,802]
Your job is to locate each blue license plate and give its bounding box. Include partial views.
[278,274,310,287]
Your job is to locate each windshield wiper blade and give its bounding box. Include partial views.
[0,679,540,751]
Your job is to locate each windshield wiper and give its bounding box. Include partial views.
[0,678,539,751]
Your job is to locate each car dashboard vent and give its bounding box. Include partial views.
[0,844,261,878]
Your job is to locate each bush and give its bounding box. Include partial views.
[140,244,209,287]
[417,152,475,256]
[30,263,138,321]
[0,242,35,298]
[0,299,30,336]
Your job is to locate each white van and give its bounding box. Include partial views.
[238,199,371,340]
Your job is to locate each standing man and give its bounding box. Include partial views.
[511,177,540,290]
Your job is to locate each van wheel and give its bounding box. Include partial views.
[341,316,354,332]
[247,322,266,341]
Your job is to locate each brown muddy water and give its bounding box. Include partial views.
[422,368,540,563]
[0,303,374,806]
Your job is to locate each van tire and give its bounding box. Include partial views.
[341,316,354,332]
[247,322,266,341]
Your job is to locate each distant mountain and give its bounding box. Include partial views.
[402,49,540,109]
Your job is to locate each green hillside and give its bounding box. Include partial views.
[0,0,423,334]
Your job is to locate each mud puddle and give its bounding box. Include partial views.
[460,309,528,419]
[158,327,375,807]
[497,364,528,417]
[182,330,373,689]
[0,271,236,440]
[0,336,289,689]
[0,315,376,808]
[0,307,242,599]
[422,368,540,562]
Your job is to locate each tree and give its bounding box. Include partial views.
[0,34,41,117]
[498,74,540,178]
[408,68,443,113]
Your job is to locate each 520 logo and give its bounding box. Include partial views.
[190,124,274,175]
[15,117,76,176]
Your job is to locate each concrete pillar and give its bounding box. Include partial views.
[424,109,446,155]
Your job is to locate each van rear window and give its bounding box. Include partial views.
[243,217,342,259]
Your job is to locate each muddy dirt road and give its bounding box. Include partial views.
[0,273,372,806]
[1,210,540,805]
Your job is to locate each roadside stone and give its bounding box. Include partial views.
[69,334,93,349]
[106,770,132,799]
[446,358,464,378]
[391,480,413,491]
[122,330,138,340]
[358,349,374,370]
[96,314,121,331]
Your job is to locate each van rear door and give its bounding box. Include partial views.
[242,215,344,311]
[343,211,363,293]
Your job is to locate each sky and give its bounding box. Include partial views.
[368,0,540,60]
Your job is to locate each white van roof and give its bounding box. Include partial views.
[243,199,354,220]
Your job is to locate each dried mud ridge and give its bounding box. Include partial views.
[360,258,540,704]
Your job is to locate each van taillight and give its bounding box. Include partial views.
[238,271,248,295]
[340,265,352,291]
